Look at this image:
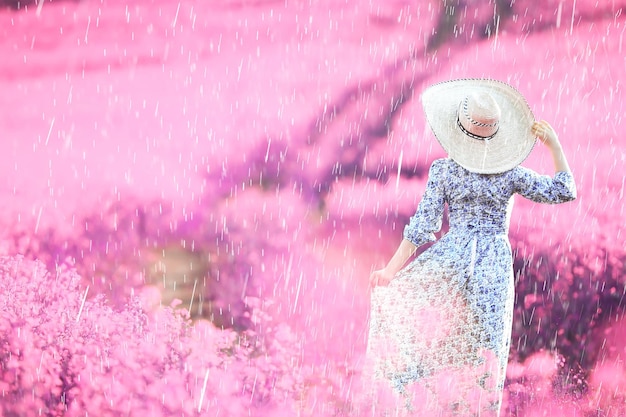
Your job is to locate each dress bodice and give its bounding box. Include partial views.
[403,158,577,246]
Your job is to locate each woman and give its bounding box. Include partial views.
[365,79,576,416]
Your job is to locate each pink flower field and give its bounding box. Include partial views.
[0,0,625,415]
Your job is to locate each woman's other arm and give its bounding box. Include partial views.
[514,121,576,204]
[369,159,446,287]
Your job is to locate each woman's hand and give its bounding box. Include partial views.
[531,120,571,173]
[369,239,416,288]
[532,120,561,150]
[369,268,395,287]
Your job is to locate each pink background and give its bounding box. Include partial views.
[0,0,625,415]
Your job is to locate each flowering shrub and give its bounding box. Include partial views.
[510,239,626,373]
[0,196,263,332]
[0,255,304,416]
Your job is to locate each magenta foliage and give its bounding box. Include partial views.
[508,238,626,399]
[0,256,303,416]
[1,197,260,329]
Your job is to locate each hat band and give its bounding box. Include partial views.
[456,113,499,141]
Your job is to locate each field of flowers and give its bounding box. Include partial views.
[0,0,625,415]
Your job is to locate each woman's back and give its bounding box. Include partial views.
[408,158,576,239]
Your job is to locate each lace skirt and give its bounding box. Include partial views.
[359,230,515,416]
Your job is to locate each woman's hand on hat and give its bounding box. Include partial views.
[532,120,571,173]
[532,120,561,150]
[370,268,395,288]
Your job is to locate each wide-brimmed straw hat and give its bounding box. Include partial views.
[421,79,536,174]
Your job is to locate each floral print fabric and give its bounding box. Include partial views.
[365,158,576,416]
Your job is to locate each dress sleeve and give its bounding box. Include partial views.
[403,159,446,247]
[512,166,577,204]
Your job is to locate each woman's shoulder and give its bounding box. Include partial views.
[504,164,539,181]
[429,157,454,171]
[430,158,471,178]
[427,158,452,180]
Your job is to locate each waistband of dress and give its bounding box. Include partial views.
[449,222,508,235]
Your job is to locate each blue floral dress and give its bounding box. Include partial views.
[365,158,576,416]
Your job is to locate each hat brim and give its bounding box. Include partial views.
[421,79,536,174]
